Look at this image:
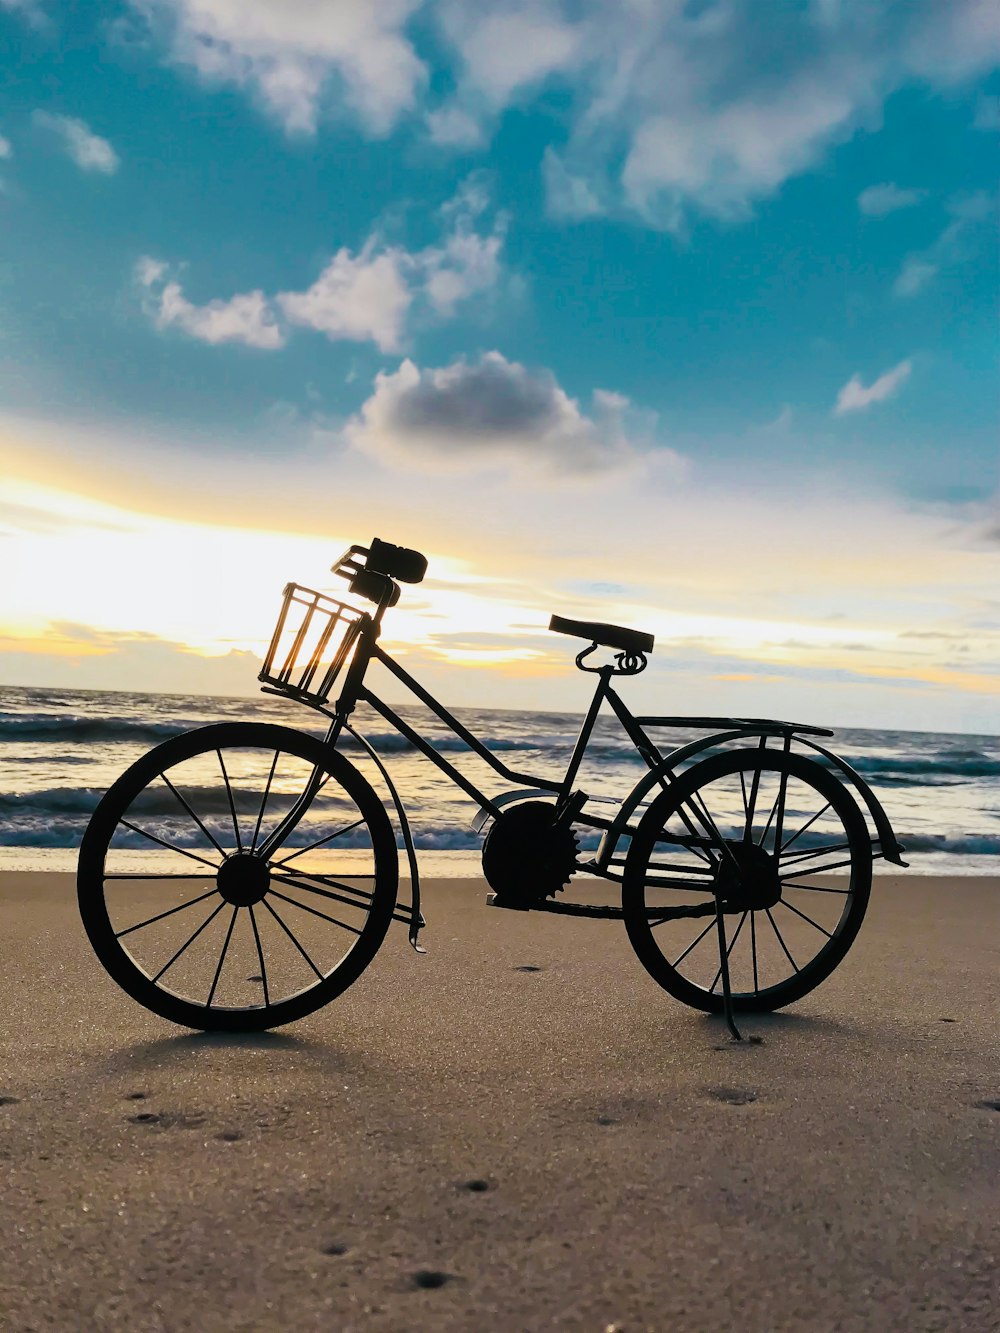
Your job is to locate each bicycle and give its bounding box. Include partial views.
[78,539,907,1037]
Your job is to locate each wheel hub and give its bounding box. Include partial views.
[217,852,271,907]
[713,840,780,911]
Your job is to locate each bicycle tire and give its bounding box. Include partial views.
[78,722,398,1031]
[623,748,871,1013]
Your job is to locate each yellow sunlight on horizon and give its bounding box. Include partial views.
[5,474,999,711]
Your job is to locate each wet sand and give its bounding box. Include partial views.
[0,871,997,1331]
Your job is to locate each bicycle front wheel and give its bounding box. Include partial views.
[78,723,398,1031]
[623,748,871,1013]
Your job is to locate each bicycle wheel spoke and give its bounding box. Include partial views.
[781,839,853,866]
[645,859,716,878]
[250,750,281,853]
[780,801,832,854]
[217,750,243,851]
[248,904,270,1007]
[206,907,239,1005]
[743,760,763,840]
[781,854,856,881]
[116,887,219,939]
[105,873,218,880]
[159,772,226,857]
[261,899,324,980]
[710,910,747,993]
[268,889,364,937]
[762,767,794,847]
[667,917,716,967]
[152,902,226,982]
[268,816,367,869]
[764,906,798,973]
[758,788,781,849]
[780,898,833,938]
[270,870,376,914]
[683,790,738,871]
[118,818,221,871]
[781,881,851,895]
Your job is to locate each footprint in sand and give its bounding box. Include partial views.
[974,1098,1000,1112]
[128,1110,207,1129]
[513,964,543,972]
[412,1270,452,1290]
[706,1087,758,1105]
[322,1243,350,1257]
[462,1178,491,1192]
[0,1096,20,1107]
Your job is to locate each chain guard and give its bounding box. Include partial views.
[481,800,578,908]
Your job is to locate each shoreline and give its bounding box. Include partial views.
[1,850,997,877]
[2,870,998,1328]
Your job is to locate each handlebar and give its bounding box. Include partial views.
[331,538,427,608]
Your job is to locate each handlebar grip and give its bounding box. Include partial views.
[366,538,428,584]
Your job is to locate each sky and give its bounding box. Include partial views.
[2,0,999,734]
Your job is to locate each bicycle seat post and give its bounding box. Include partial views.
[559,658,612,804]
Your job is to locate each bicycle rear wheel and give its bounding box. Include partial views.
[78,722,398,1031]
[623,748,871,1013]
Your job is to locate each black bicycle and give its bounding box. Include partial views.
[78,539,907,1035]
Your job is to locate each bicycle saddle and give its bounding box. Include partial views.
[548,615,654,656]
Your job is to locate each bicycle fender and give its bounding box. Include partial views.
[793,738,908,867]
[597,730,908,870]
[344,724,427,950]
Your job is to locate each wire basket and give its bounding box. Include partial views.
[259,583,367,706]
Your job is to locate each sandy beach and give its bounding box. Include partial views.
[0,871,997,1331]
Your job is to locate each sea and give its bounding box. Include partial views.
[1,684,997,878]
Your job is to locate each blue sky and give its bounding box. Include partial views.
[2,0,999,732]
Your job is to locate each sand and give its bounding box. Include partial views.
[0,871,997,1331]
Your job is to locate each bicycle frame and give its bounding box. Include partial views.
[257,565,905,955]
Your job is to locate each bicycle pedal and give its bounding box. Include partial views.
[485,892,529,911]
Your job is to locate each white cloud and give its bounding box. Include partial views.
[136,257,285,349]
[542,148,603,219]
[893,260,938,297]
[425,105,484,148]
[0,134,11,160]
[345,351,655,476]
[858,183,926,216]
[33,111,119,173]
[135,177,507,352]
[438,5,582,105]
[277,243,412,353]
[835,359,912,414]
[893,189,995,297]
[280,176,505,347]
[133,0,426,136]
[422,217,505,317]
[433,1,1000,229]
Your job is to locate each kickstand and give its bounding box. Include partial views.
[714,895,743,1043]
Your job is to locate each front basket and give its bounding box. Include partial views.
[259,583,367,706]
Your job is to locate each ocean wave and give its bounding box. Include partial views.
[0,714,198,745]
[839,752,1000,779]
[900,833,1000,857]
[0,711,543,759]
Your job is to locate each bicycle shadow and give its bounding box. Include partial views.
[698,1009,869,1045]
[92,1027,360,1082]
